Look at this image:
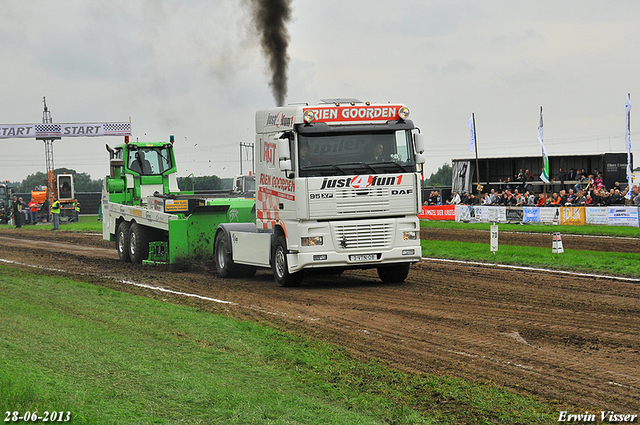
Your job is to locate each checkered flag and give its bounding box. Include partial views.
[35,124,61,138]
[103,122,131,136]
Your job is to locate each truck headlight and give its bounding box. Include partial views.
[301,236,323,246]
[403,231,418,241]
[303,110,316,123]
[398,106,410,120]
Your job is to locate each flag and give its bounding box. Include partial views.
[467,115,476,152]
[538,107,550,183]
[625,94,633,199]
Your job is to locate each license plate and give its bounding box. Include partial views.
[349,254,377,262]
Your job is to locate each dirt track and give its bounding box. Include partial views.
[0,227,638,414]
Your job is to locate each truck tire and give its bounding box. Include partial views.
[214,232,238,278]
[129,222,150,264]
[214,232,257,278]
[272,235,303,287]
[377,263,411,283]
[116,221,131,262]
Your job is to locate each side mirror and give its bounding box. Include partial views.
[280,159,292,172]
[414,133,426,154]
[278,139,290,161]
[415,152,426,165]
[276,132,292,160]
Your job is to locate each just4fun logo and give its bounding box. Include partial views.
[319,175,404,190]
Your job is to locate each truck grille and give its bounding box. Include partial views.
[333,222,393,250]
[335,187,390,214]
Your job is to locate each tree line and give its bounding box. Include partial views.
[424,163,452,186]
[8,169,234,193]
[8,164,453,193]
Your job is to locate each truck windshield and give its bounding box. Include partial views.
[297,130,417,177]
[0,187,5,197]
[127,146,173,175]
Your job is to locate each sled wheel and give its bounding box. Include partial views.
[116,221,131,262]
[129,222,150,264]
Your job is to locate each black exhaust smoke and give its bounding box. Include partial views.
[249,0,292,106]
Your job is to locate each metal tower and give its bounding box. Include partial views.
[39,97,60,205]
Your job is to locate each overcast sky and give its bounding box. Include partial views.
[1,0,639,183]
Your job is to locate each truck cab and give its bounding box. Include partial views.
[215,99,426,286]
[105,138,181,206]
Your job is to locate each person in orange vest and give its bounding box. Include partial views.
[28,197,39,225]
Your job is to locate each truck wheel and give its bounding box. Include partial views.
[116,221,131,262]
[129,222,150,264]
[214,232,257,278]
[214,232,238,278]
[377,263,411,283]
[272,235,303,287]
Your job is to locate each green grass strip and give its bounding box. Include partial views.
[0,265,555,424]
[421,239,640,277]
[420,219,640,238]
[0,215,102,233]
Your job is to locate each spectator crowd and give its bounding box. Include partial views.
[426,167,640,207]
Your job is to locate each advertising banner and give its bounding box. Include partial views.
[540,207,559,223]
[559,207,586,225]
[607,206,639,227]
[523,207,541,223]
[419,205,455,220]
[455,205,472,222]
[505,208,523,223]
[303,104,404,124]
[473,206,507,223]
[585,207,608,225]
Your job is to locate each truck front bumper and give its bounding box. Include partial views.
[288,243,422,273]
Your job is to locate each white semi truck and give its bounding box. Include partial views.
[214,99,426,286]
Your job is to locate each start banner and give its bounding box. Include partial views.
[419,205,455,220]
[0,122,131,139]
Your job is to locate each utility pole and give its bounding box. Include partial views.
[239,142,255,174]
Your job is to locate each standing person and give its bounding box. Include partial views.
[51,197,60,231]
[18,197,29,225]
[11,195,21,228]
[73,199,80,223]
[555,168,566,192]
[41,197,50,223]
[28,197,38,225]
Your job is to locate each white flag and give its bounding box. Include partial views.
[467,115,476,152]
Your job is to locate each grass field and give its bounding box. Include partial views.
[0,266,556,424]
[420,220,640,277]
[420,219,640,238]
[0,215,102,233]
[0,217,633,423]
